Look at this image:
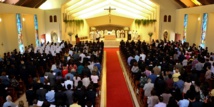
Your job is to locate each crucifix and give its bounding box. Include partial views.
[104,6,116,23]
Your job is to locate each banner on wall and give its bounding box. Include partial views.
[16,13,25,54]
[201,13,208,48]
[34,14,40,47]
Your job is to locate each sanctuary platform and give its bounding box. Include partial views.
[104,35,116,40]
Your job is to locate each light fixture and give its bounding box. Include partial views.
[0,0,5,2]
[0,18,2,22]
[191,0,202,6]
[198,17,200,21]
[22,18,25,21]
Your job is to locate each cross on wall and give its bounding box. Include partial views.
[104,6,116,23]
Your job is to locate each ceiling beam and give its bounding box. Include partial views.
[15,0,28,6]
[206,0,214,4]
[174,0,187,8]
[197,0,208,5]
[35,0,47,8]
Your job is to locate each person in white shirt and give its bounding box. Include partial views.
[64,77,73,89]
[82,75,90,88]
[73,74,81,88]
[79,52,86,63]
[154,96,166,107]
[182,58,188,67]
[140,51,146,62]
[51,62,57,71]
[143,78,154,97]
[69,48,73,56]
[90,71,99,88]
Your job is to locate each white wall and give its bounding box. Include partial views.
[44,9,61,42]
[176,4,214,52]
[152,0,181,41]
[206,13,214,52]
[64,19,89,43]
[0,3,45,55]
[0,14,17,55]
[186,14,201,45]
[130,21,156,42]
[22,14,36,46]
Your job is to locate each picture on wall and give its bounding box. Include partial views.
[16,13,25,54]
[51,31,58,43]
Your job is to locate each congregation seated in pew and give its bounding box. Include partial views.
[0,40,104,107]
[120,39,214,107]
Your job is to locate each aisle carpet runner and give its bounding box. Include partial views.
[105,48,133,107]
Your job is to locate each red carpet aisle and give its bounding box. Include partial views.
[105,48,134,107]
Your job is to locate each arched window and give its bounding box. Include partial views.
[164,15,167,22]
[49,15,53,22]
[54,15,57,22]
[168,15,171,22]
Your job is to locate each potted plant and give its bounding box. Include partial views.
[148,32,153,43]
[68,32,73,43]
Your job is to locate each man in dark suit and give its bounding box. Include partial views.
[26,85,36,106]
[64,84,74,106]
[36,83,47,101]
[55,86,66,106]
[86,84,96,107]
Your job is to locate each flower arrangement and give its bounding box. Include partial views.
[68,32,73,37]
[135,19,156,26]
[148,32,153,37]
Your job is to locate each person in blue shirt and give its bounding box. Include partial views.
[45,86,55,104]
[173,76,184,93]
[148,71,157,83]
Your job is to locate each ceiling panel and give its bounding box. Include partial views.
[64,0,158,19]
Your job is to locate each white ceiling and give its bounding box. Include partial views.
[63,0,158,19]
[39,0,68,10]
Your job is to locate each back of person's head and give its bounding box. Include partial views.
[186,77,191,83]
[87,84,94,91]
[168,96,177,106]
[147,78,152,83]
[1,71,6,76]
[67,84,71,90]
[159,96,164,102]
[28,84,33,89]
[168,74,172,79]
[184,94,188,99]
[151,90,156,96]
[189,85,196,92]
[77,81,83,88]
[178,76,182,80]
[18,100,24,107]
[66,76,70,80]
[39,83,44,88]
[207,65,211,70]
[6,95,12,101]
[73,97,78,103]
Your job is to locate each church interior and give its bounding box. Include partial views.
[1,0,214,107]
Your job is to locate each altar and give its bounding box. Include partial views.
[104,35,116,40]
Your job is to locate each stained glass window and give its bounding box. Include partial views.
[34,14,40,47]
[200,13,208,48]
[183,14,188,43]
[16,13,25,54]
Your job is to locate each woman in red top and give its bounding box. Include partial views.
[62,65,68,78]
